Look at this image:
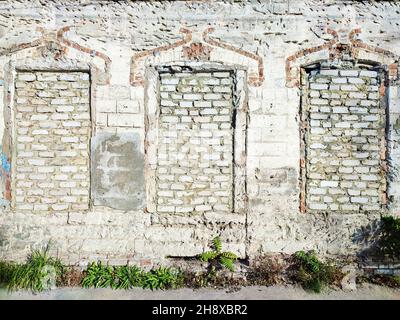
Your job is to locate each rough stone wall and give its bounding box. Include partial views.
[0,0,399,267]
[157,70,233,214]
[14,71,91,212]
[303,67,386,213]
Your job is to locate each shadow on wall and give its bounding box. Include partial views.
[352,216,400,262]
[0,225,9,249]
[351,219,381,259]
[0,146,10,209]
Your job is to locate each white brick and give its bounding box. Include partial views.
[340,70,359,77]
[319,69,338,76]
[56,105,74,112]
[28,159,45,166]
[161,77,179,85]
[359,70,378,78]
[108,113,144,127]
[18,73,36,81]
[195,205,212,211]
[97,100,116,113]
[310,83,328,90]
[183,94,202,100]
[32,129,48,135]
[51,98,69,105]
[117,100,140,113]
[62,121,81,127]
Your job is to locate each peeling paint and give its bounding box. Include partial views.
[0,145,10,206]
[0,150,10,175]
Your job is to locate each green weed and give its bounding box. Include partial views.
[81,263,183,290]
[377,216,400,259]
[81,261,114,289]
[198,237,238,272]
[292,250,343,293]
[6,247,64,292]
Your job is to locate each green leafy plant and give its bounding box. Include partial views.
[376,216,400,259]
[394,275,400,286]
[6,247,64,292]
[113,265,143,289]
[292,250,343,293]
[142,267,183,290]
[198,237,238,272]
[81,263,183,290]
[81,261,115,288]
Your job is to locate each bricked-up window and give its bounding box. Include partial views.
[156,70,234,213]
[14,71,90,211]
[301,67,387,212]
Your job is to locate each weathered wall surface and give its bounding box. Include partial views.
[14,71,91,212]
[157,69,234,214]
[0,0,400,267]
[91,132,145,210]
[303,67,385,212]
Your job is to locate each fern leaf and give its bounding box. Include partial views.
[219,256,235,272]
[199,251,218,262]
[212,237,222,253]
[221,251,238,261]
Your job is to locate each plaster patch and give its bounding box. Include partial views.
[91,132,145,210]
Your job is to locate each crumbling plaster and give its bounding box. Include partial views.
[0,0,399,266]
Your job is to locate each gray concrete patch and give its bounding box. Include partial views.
[91,132,145,210]
[0,284,399,300]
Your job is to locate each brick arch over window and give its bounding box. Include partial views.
[130,27,264,87]
[0,28,111,208]
[0,37,104,211]
[285,28,399,88]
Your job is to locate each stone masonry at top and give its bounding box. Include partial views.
[157,70,234,214]
[304,68,386,212]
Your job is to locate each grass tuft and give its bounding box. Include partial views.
[2,247,64,292]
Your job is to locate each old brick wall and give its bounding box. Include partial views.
[303,67,386,212]
[0,0,400,266]
[14,71,90,212]
[157,70,234,214]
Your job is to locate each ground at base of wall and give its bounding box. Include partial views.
[0,284,399,300]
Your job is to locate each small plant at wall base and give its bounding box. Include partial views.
[198,237,238,272]
[113,265,143,289]
[376,216,400,259]
[4,247,64,292]
[291,250,343,293]
[81,261,115,289]
[363,274,400,289]
[81,262,184,290]
[246,255,287,286]
[141,267,184,290]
